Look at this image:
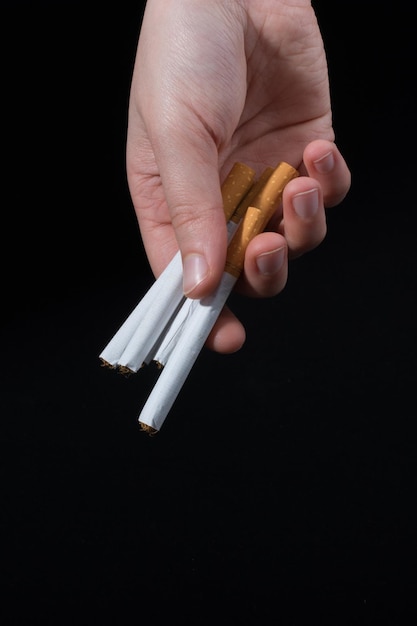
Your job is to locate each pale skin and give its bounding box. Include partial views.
[126,0,351,352]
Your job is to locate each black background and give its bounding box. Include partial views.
[1,2,416,624]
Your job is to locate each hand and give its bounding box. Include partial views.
[126,0,351,352]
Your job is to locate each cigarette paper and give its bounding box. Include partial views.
[138,271,238,432]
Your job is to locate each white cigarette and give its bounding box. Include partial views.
[138,271,237,432]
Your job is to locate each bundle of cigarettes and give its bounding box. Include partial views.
[100,160,299,434]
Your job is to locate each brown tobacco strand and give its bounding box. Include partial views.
[221,162,256,222]
[140,423,158,436]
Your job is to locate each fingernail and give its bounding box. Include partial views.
[293,188,319,219]
[313,150,334,174]
[183,253,209,295]
[256,246,286,276]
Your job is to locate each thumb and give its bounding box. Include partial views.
[155,131,228,299]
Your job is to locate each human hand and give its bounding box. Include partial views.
[126,0,351,352]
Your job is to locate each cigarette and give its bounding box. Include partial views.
[99,162,256,371]
[138,271,237,433]
[138,161,299,433]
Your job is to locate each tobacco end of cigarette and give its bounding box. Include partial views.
[140,422,158,436]
[99,358,116,369]
[117,365,135,377]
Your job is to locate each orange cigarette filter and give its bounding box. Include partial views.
[230,165,275,224]
[225,161,299,277]
[221,162,256,221]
